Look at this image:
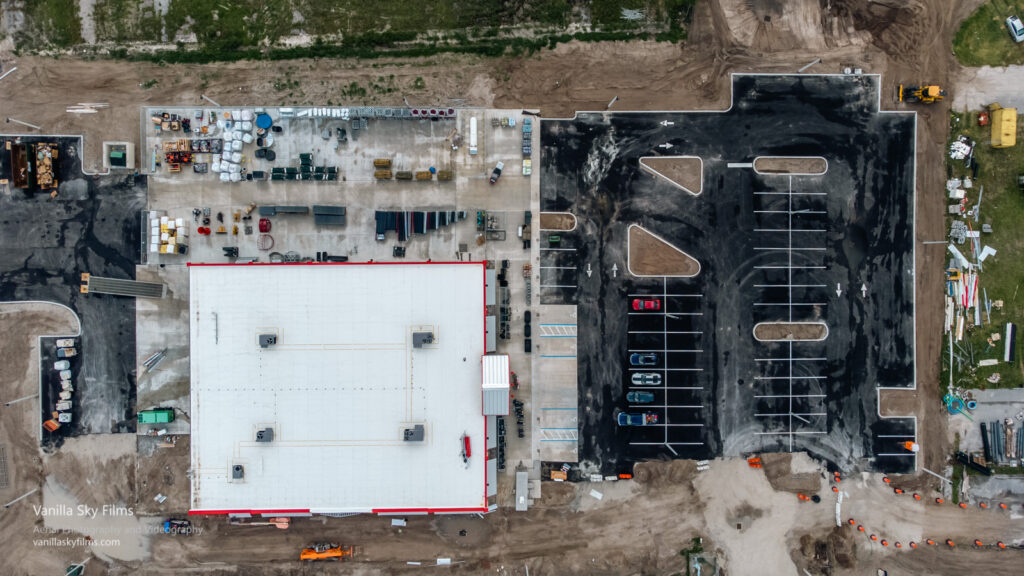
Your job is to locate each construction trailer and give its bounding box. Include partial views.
[989,103,1017,148]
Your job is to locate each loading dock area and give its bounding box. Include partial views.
[540,74,917,473]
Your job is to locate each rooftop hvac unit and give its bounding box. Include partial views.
[412,332,434,349]
[403,424,425,442]
[259,334,277,348]
[232,465,245,480]
[256,428,274,443]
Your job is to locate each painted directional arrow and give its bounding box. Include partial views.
[586,262,593,278]
[658,143,673,149]
[836,283,842,297]
[861,283,868,298]
[660,120,675,127]
[611,263,618,278]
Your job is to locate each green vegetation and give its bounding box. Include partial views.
[13,0,82,48]
[954,0,1024,67]
[165,0,295,52]
[92,0,162,43]
[525,0,572,27]
[296,0,515,38]
[10,1,695,60]
[111,28,652,64]
[941,111,1024,392]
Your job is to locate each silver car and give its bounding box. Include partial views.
[631,372,662,386]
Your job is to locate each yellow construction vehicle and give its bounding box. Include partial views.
[299,543,354,562]
[898,84,946,104]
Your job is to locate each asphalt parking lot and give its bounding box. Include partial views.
[540,74,917,473]
[0,136,146,438]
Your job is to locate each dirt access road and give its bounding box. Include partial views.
[0,1,1006,574]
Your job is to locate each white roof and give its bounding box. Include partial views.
[188,263,487,514]
[482,354,510,389]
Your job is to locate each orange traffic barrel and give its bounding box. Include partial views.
[883,476,891,484]
[894,488,904,494]
[935,497,945,504]
[895,542,902,549]
[997,541,1006,549]
[926,539,936,546]
[832,486,839,493]
[857,525,865,532]
[999,502,1008,510]
[909,542,917,549]
[881,540,889,547]
[946,539,956,548]
[959,502,968,509]
[870,534,878,541]
[974,539,983,547]
[913,493,921,500]
[979,502,988,509]
[848,518,856,525]
[797,493,806,501]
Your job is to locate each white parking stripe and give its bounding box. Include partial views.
[753,246,826,251]
[754,302,827,306]
[753,284,827,288]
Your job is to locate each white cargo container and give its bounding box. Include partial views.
[469,117,478,155]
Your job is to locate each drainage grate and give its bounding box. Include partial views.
[0,445,8,489]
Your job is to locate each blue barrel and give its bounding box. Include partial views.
[966,400,978,411]
[256,113,273,130]
[429,166,437,174]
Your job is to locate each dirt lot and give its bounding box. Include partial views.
[753,156,828,174]
[538,212,576,231]
[628,224,700,277]
[0,0,1007,574]
[753,322,828,341]
[639,156,704,194]
[0,303,84,576]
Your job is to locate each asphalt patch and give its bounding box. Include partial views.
[540,75,916,473]
[0,136,146,441]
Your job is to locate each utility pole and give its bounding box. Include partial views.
[4,393,38,407]
[5,117,41,131]
[3,488,38,509]
[200,94,221,107]
[0,67,17,82]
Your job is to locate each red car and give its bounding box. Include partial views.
[631,298,661,311]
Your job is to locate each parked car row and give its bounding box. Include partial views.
[44,338,77,432]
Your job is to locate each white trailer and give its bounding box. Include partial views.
[469,117,478,155]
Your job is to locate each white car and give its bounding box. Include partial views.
[56,338,75,348]
[53,360,70,371]
[1007,16,1024,43]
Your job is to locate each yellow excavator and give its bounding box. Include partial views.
[898,84,946,104]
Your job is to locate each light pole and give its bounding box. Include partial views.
[6,117,41,130]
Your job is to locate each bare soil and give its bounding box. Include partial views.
[0,303,84,576]
[761,452,825,495]
[754,156,828,174]
[134,435,189,516]
[629,224,700,277]
[639,156,703,195]
[754,322,828,341]
[538,212,576,231]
